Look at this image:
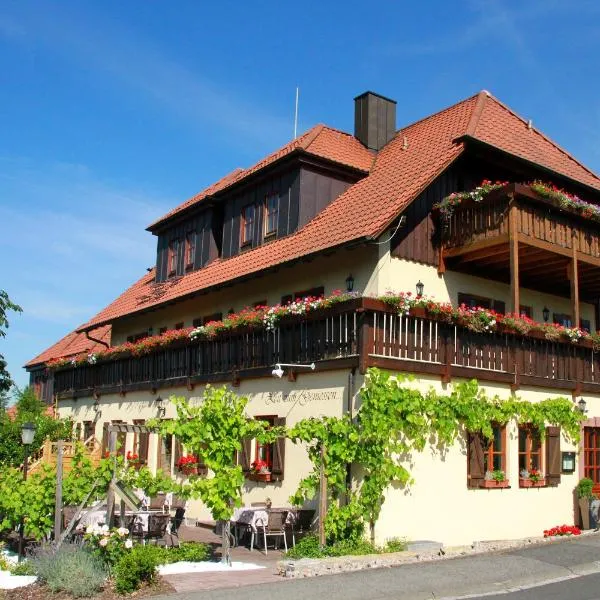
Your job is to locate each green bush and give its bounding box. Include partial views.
[169,542,210,563]
[114,544,160,595]
[31,543,107,598]
[384,537,408,553]
[10,560,36,576]
[577,477,595,499]
[286,535,380,559]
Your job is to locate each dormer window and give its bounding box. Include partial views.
[168,238,180,275]
[264,193,279,237]
[241,204,255,246]
[185,231,196,268]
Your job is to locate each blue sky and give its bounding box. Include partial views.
[2,0,600,391]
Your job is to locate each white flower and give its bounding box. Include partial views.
[99,538,109,547]
[86,525,94,534]
[117,527,129,536]
[124,539,133,549]
[101,524,109,533]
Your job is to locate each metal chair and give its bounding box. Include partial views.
[135,513,170,545]
[295,509,316,535]
[168,507,186,547]
[254,511,290,555]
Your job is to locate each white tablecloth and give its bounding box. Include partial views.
[79,508,165,533]
[231,507,294,532]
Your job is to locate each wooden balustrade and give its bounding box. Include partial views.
[53,298,600,397]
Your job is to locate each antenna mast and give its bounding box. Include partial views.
[294,86,299,139]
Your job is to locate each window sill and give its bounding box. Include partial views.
[519,478,546,488]
[263,232,277,242]
[480,480,510,489]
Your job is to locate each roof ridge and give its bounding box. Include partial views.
[465,90,490,136]
[481,93,600,184]
[300,123,326,149]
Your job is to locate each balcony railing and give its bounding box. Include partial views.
[53,298,600,398]
[367,300,600,393]
[54,300,361,396]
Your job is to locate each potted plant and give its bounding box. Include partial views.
[481,469,509,488]
[250,459,271,482]
[576,477,596,529]
[176,454,199,476]
[126,451,143,469]
[519,468,546,488]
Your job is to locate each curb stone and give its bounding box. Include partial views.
[278,529,600,579]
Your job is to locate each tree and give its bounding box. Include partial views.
[0,290,22,394]
[152,386,281,564]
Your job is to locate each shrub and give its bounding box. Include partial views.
[170,542,210,563]
[576,477,595,499]
[10,560,36,575]
[114,544,160,595]
[84,525,131,570]
[384,537,408,553]
[30,543,106,598]
[286,535,380,559]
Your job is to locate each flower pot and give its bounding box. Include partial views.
[410,306,427,319]
[519,478,546,488]
[248,472,271,482]
[480,480,510,489]
[528,330,546,341]
[180,465,199,476]
[579,497,591,529]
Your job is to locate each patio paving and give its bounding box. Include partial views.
[163,524,286,592]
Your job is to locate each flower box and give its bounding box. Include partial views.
[409,306,427,319]
[480,480,510,489]
[179,465,199,476]
[248,472,271,482]
[519,478,546,488]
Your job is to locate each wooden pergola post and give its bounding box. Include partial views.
[509,201,520,314]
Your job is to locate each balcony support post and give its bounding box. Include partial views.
[570,234,580,329]
[509,201,520,314]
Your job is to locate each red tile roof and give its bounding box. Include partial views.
[148,125,374,230]
[25,325,111,368]
[464,91,600,191]
[29,90,600,361]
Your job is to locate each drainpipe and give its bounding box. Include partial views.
[85,330,110,349]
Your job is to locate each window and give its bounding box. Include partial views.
[518,425,543,473]
[264,193,279,236]
[159,327,167,335]
[255,416,276,471]
[580,319,591,333]
[185,231,196,268]
[174,322,184,330]
[458,293,505,314]
[519,305,532,318]
[253,300,267,309]
[241,204,255,246]
[126,332,148,343]
[583,427,600,486]
[168,238,180,275]
[553,313,572,327]
[193,313,223,327]
[82,421,95,443]
[293,287,325,301]
[133,419,148,466]
[484,424,506,473]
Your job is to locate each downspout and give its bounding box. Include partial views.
[85,330,110,349]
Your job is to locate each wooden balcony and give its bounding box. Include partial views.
[53,298,600,398]
[437,183,600,325]
[54,299,361,398]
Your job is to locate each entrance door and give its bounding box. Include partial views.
[583,427,600,494]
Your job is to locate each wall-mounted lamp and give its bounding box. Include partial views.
[416,280,424,297]
[272,363,315,379]
[345,274,354,292]
[561,451,576,473]
[542,306,550,323]
[577,397,587,414]
[155,396,166,418]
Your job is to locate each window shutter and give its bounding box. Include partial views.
[271,417,286,481]
[174,437,183,469]
[546,426,561,486]
[197,445,208,477]
[101,422,109,455]
[467,431,485,489]
[239,438,252,473]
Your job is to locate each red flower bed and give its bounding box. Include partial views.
[543,524,581,537]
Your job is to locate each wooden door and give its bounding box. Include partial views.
[583,427,600,494]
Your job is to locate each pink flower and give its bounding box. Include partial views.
[99,538,109,547]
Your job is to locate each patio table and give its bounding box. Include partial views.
[78,508,166,533]
[230,507,294,547]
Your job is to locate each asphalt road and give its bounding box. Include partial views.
[155,534,600,600]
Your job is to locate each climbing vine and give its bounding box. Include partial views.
[290,368,583,543]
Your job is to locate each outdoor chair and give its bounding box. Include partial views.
[133,513,170,545]
[295,509,316,535]
[253,510,291,555]
[168,507,186,547]
[148,493,168,513]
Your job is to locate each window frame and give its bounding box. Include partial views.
[168,238,180,275]
[241,203,256,247]
[484,423,507,474]
[264,192,279,237]
[185,231,196,269]
[458,292,505,314]
[518,424,543,478]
